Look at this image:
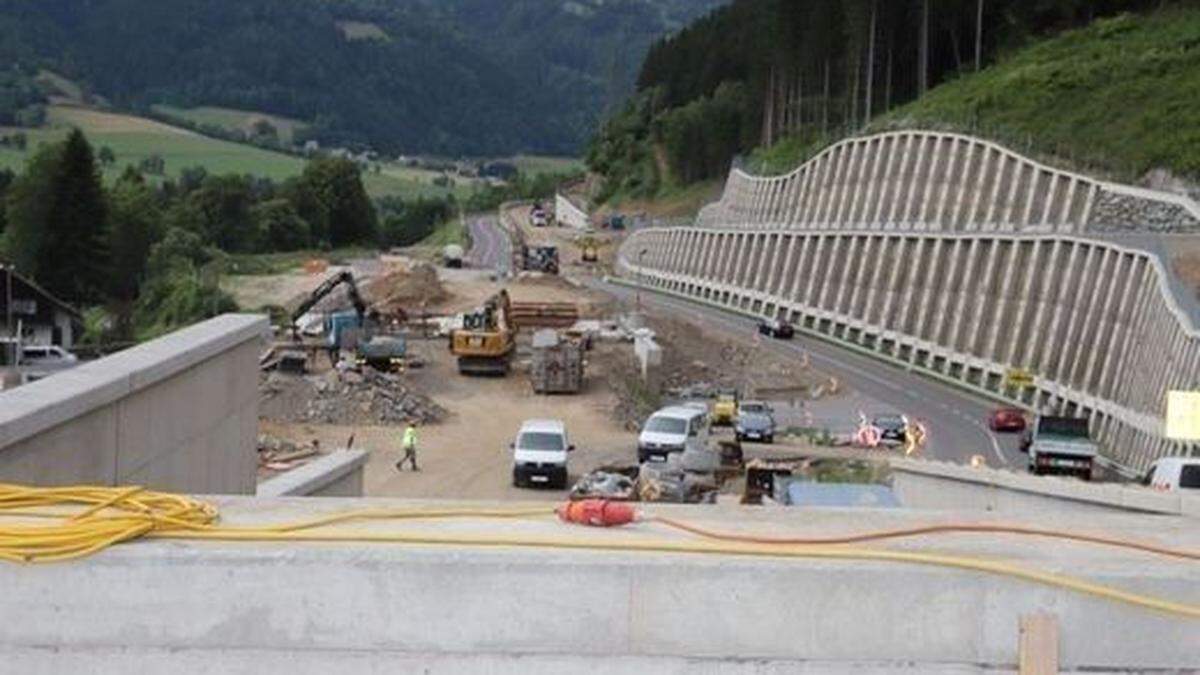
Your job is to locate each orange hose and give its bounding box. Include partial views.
[648,517,1200,561]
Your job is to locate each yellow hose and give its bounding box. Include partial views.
[1,483,1198,620]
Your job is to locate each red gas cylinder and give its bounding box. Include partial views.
[555,499,637,527]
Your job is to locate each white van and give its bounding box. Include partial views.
[511,419,573,488]
[637,405,709,463]
[1141,458,1200,491]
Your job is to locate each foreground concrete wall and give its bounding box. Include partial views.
[1,498,1196,673]
[0,314,267,494]
[699,130,1200,234]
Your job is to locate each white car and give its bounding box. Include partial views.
[511,419,573,488]
[1141,458,1200,491]
[21,344,78,369]
[637,405,709,463]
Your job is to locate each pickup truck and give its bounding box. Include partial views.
[1023,416,1097,480]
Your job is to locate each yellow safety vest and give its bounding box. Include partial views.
[402,427,418,450]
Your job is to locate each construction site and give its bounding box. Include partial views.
[2,151,1200,673]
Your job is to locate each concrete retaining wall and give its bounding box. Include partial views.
[619,229,1199,470]
[890,458,1200,517]
[621,131,1200,471]
[699,130,1200,233]
[0,314,267,493]
[556,192,590,230]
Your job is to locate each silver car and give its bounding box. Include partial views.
[736,411,776,444]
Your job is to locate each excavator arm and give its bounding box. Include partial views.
[290,271,367,335]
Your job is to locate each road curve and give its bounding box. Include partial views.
[466,216,510,274]
[590,278,1026,468]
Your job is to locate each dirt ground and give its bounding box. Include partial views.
[262,336,640,500]
[256,213,845,501]
[223,264,352,311]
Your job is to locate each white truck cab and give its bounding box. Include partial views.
[1141,458,1200,491]
[637,405,709,463]
[511,419,572,488]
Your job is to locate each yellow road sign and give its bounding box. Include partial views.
[1005,369,1035,388]
[1166,391,1200,441]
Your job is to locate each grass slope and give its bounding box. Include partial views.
[151,104,309,144]
[0,106,466,199]
[876,9,1200,181]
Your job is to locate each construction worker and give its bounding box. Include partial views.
[397,422,420,472]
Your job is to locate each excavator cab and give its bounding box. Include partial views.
[449,289,516,375]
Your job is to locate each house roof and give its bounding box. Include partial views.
[0,265,84,321]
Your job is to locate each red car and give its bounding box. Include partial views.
[988,407,1027,432]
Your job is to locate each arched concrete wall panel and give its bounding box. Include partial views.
[699,131,1200,234]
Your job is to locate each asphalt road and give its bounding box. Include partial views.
[466,216,510,273]
[591,279,1027,469]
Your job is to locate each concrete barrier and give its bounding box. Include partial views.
[257,449,369,497]
[1,497,1196,672]
[890,458,1200,517]
[0,314,267,494]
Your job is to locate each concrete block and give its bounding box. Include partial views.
[257,450,369,497]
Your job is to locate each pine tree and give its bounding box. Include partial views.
[11,129,112,303]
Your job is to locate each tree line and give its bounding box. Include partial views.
[0,128,581,342]
[589,0,1173,196]
[0,0,723,156]
[0,129,379,340]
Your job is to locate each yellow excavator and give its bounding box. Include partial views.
[449,289,516,375]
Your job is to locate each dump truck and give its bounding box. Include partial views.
[530,329,584,394]
[449,289,516,375]
[355,335,407,372]
[1023,415,1097,480]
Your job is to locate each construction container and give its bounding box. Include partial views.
[530,329,584,394]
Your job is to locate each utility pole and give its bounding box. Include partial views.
[4,265,11,338]
[864,0,877,125]
[918,0,930,95]
[975,0,984,71]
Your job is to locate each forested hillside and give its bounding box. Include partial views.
[0,0,725,156]
[588,0,1180,200]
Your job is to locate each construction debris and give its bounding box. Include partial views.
[260,368,446,426]
[569,470,636,501]
[257,434,321,471]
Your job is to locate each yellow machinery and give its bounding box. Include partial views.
[449,289,516,375]
[580,236,599,263]
[711,388,740,426]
